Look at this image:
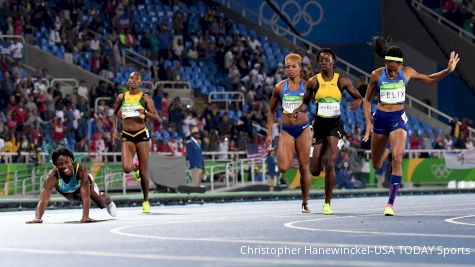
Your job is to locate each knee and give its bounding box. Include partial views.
[392,154,403,167]
[324,163,335,174]
[299,165,309,176]
[123,165,134,173]
[277,163,289,173]
[310,165,321,177]
[372,161,383,170]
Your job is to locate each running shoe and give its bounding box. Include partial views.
[323,202,333,215]
[106,201,117,217]
[132,161,141,182]
[384,204,395,216]
[142,200,151,213]
[301,203,311,213]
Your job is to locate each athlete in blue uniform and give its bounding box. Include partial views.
[362,36,460,216]
[267,53,312,213]
[27,148,116,223]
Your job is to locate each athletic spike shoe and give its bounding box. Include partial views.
[142,201,151,213]
[106,201,117,217]
[384,204,395,216]
[132,161,141,182]
[323,203,334,215]
[301,203,311,213]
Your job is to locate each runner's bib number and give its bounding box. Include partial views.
[380,83,405,104]
[282,95,303,114]
[317,102,341,118]
[122,104,142,118]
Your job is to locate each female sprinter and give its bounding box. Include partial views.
[362,36,459,216]
[297,48,364,215]
[267,53,312,213]
[112,72,160,213]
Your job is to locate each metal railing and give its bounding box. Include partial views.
[0,34,25,43]
[361,148,474,160]
[208,91,245,111]
[412,0,475,43]
[155,81,192,90]
[122,48,152,68]
[216,0,475,138]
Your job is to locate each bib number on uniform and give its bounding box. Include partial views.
[122,103,142,118]
[282,95,303,114]
[380,83,405,104]
[317,102,341,118]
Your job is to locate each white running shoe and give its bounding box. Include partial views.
[106,201,117,217]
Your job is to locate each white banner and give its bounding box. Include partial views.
[444,150,475,169]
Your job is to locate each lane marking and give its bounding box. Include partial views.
[284,207,475,239]
[445,215,475,226]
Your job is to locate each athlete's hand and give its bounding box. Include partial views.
[26,218,43,224]
[348,98,363,112]
[447,51,460,73]
[112,129,119,145]
[362,122,373,143]
[136,108,146,115]
[80,217,96,223]
[266,135,274,152]
[293,104,307,116]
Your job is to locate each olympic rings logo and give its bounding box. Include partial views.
[259,0,324,37]
[430,164,452,179]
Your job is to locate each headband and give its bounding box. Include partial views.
[384,56,403,62]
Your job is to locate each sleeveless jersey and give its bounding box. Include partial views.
[376,68,408,105]
[121,91,147,119]
[315,73,342,118]
[56,163,81,193]
[280,79,306,114]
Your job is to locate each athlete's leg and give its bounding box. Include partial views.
[295,127,312,209]
[323,136,340,205]
[385,128,407,215]
[370,133,389,169]
[136,141,151,203]
[122,141,137,173]
[276,131,295,173]
[310,143,326,176]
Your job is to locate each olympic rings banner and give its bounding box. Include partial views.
[444,151,475,170]
[231,0,380,44]
[368,158,475,185]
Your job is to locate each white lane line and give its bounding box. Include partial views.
[0,247,473,267]
[445,215,475,226]
[283,207,475,239]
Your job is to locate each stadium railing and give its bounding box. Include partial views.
[122,48,152,68]
[208,91,245,111]
[411,0,475,43]
[214,0,475,138]
[361,148,472,160]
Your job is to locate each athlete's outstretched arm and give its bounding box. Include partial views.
[78,165,95,223]
[362,71,379,142]
[266,84,282,147]
[26,171,57,223]
[339,76,363,112]
[406,51,460,84]
[111,93,124,145]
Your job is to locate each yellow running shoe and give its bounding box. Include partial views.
[142,201,151,213]
[323,203,333,215]
[301,203,311,213]
[384,204,395,216]
[132,161,141,182]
